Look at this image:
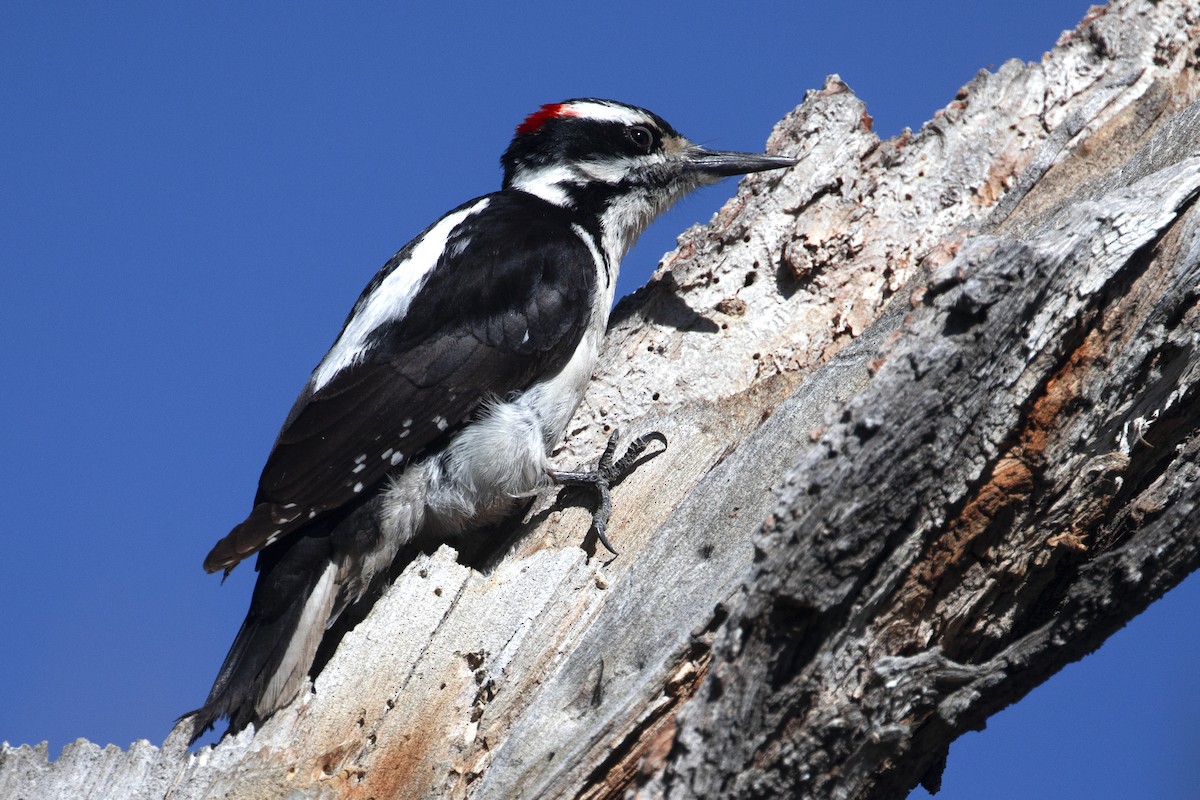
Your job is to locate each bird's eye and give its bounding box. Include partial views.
[626,125,654,153]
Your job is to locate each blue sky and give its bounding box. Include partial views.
[2,2,1196,797]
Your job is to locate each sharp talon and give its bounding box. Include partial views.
[553,428,668,557]
[591,472,615,554]
[594,520,620,556]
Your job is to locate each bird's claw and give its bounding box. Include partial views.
[553,428,668,556]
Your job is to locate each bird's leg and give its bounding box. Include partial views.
[551,428,668,555]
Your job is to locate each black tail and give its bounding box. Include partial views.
[188,527,338,743]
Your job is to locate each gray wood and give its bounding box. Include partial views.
[657,148,1200,800]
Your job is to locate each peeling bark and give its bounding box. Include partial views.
[3,1,1200,798]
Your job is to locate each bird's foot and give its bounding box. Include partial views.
[551,428,668,555]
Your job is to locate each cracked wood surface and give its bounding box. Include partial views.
[655,148,1200,800]
[3,1,1199,798]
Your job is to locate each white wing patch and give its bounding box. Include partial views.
[311,198,491,390]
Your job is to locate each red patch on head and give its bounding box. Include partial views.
[516,103,577,135]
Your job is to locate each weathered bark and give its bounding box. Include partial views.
[656,112,1200,800]
[4,1,1199,798]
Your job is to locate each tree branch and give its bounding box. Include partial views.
[3,1,1199,798]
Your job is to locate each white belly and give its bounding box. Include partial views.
[383,221,614,542]
[440,327,599,497]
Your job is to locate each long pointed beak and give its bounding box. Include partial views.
[683,146,796,177]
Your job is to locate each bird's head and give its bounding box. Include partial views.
[501,98,794,261]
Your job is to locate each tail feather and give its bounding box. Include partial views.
[260,561,338,717]
[188,529,338,743]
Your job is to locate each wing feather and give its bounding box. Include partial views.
[204,194,597,573]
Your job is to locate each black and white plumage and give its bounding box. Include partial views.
[188,99,793,741]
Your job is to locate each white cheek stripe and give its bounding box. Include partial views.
[511,165,576,207]
[312,198,491,390]
[578,154,660,185]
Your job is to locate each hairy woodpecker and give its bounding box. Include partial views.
[187,98,793,741]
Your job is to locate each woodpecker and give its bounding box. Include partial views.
[187,98,793,741]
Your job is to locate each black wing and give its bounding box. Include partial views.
[204,193,597,572]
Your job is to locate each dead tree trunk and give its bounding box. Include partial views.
[4,1,1199,798]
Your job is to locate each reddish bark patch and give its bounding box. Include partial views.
[881,331,1102,656]
[575,652,713,800]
